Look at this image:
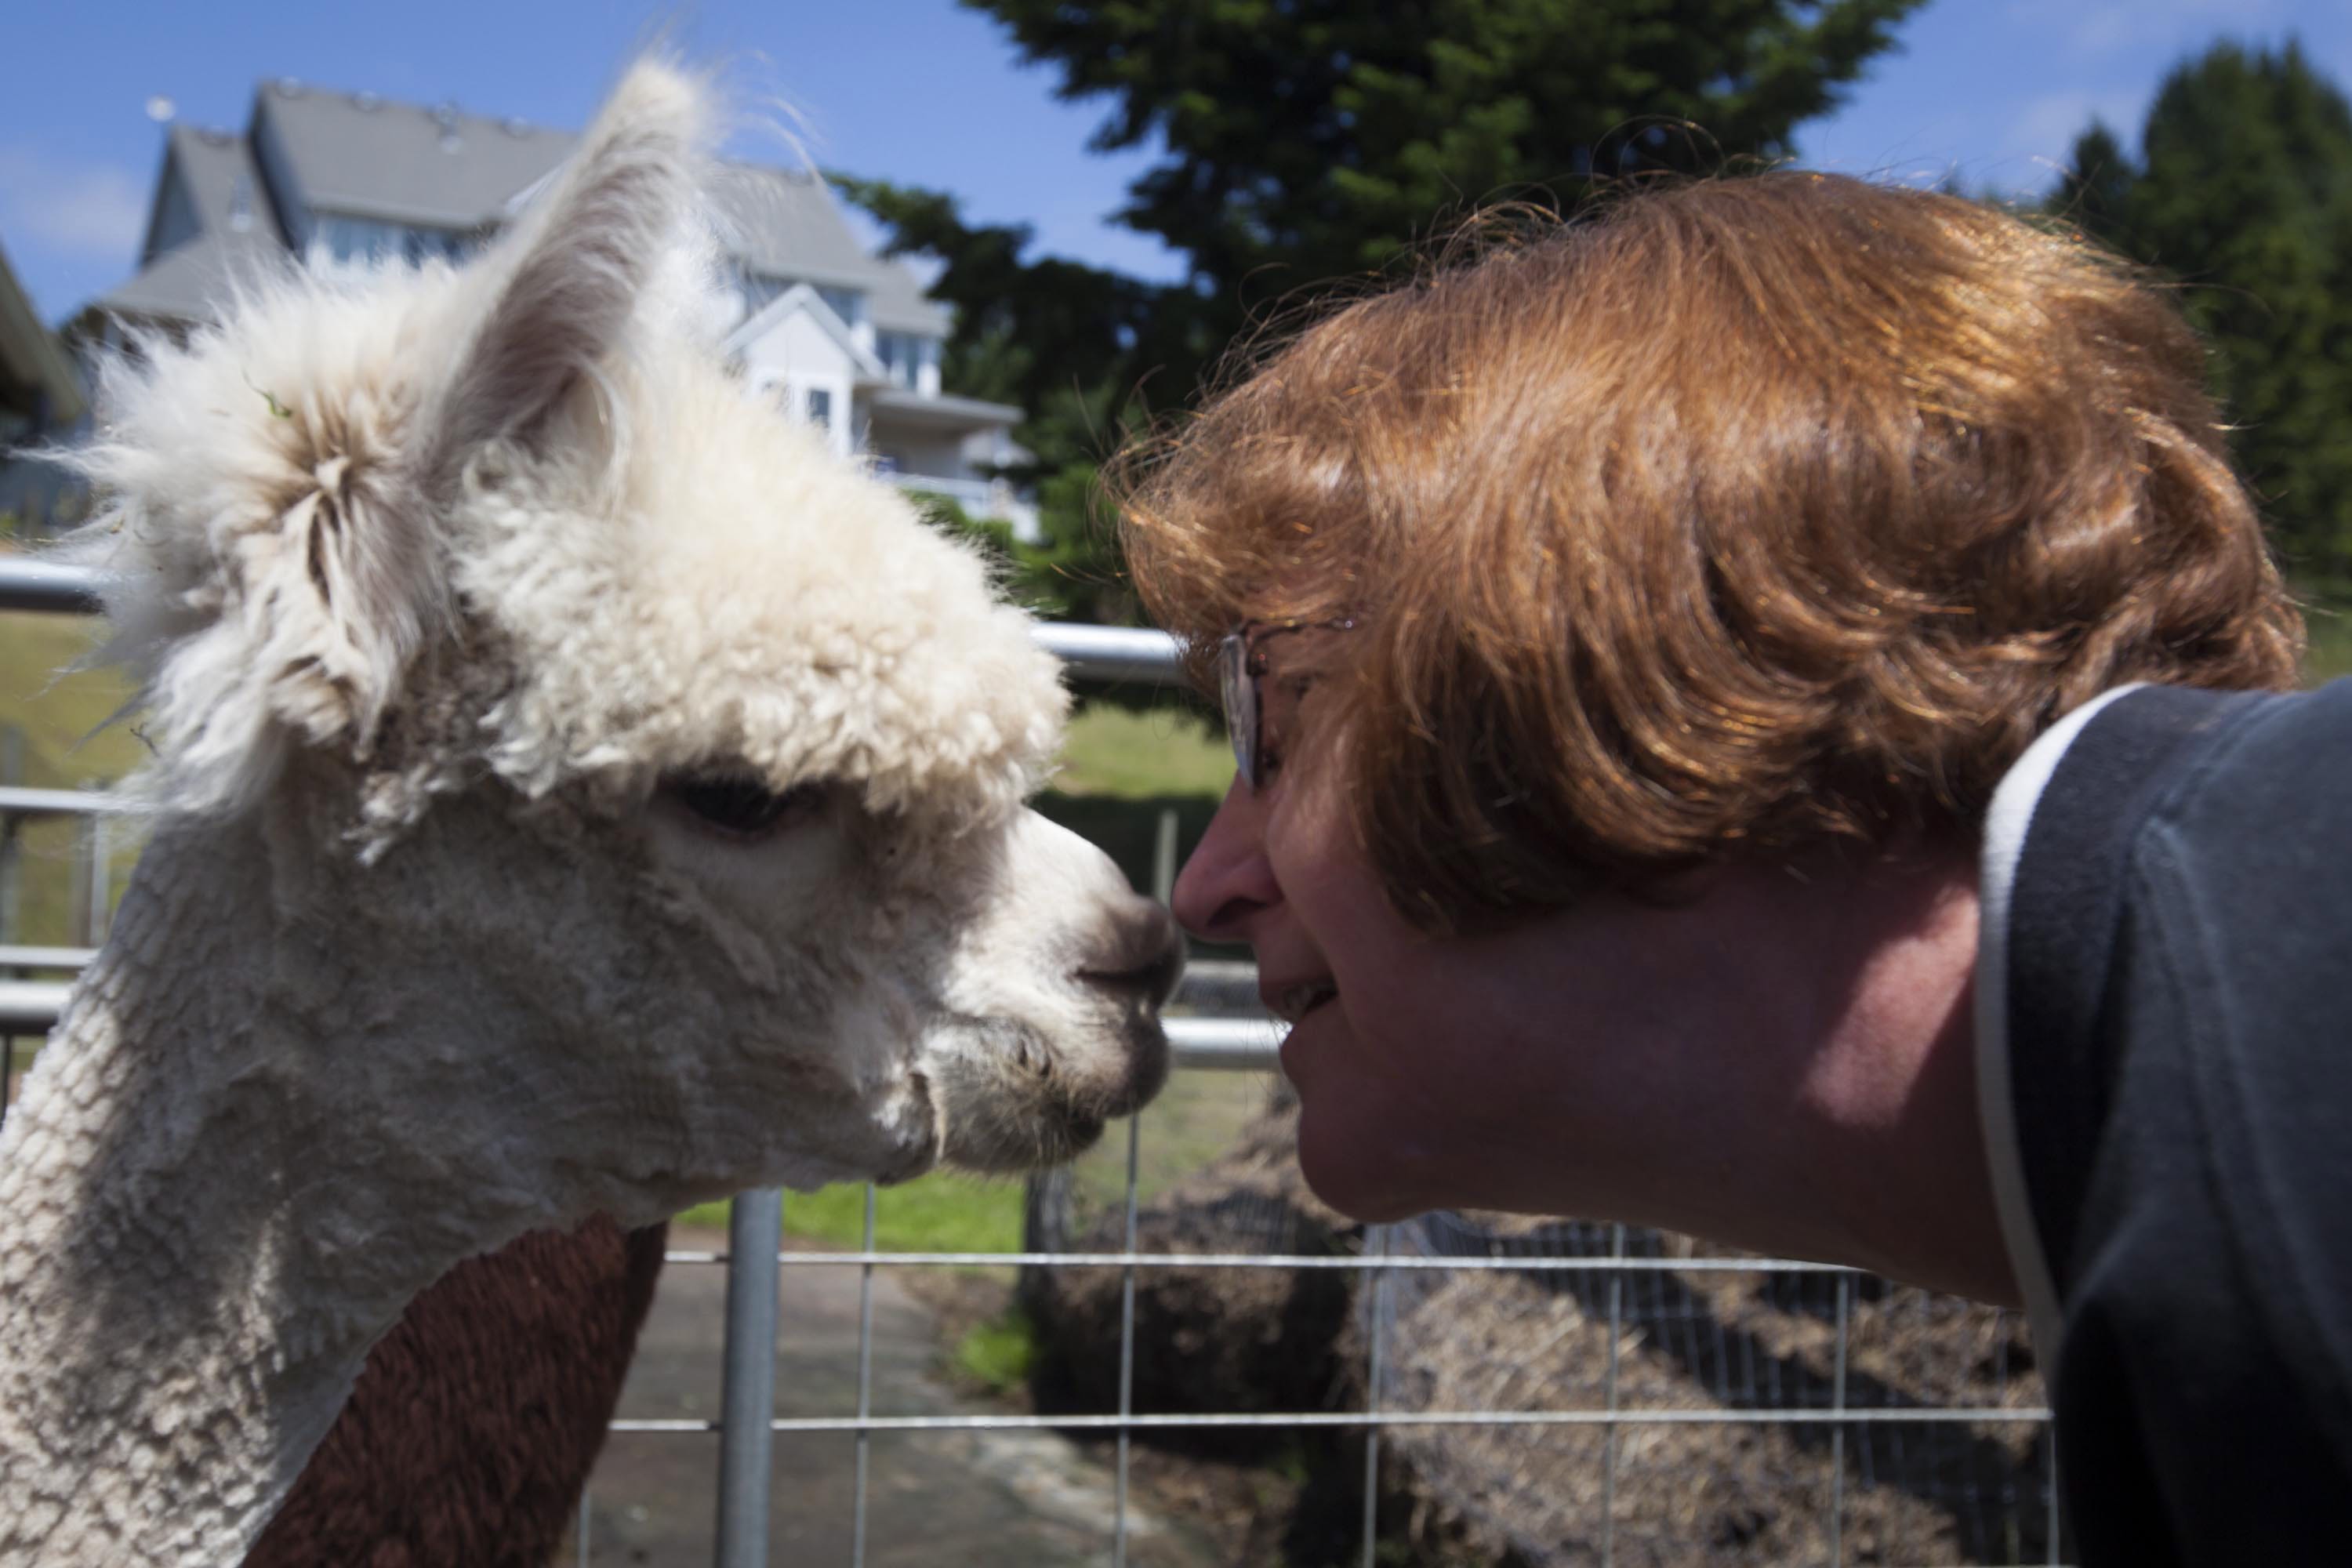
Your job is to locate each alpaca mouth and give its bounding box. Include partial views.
[936,1093,1106,1174]
[924,1014,1167,1175]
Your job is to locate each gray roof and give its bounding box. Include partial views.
[709,164,946,336]
[252,81,573,230]
[1,234,85,424]
[149,124,274,256]
[98,229,291,325]
[87,81,955,340]
[858,258,951,337]
[247,82,946,332]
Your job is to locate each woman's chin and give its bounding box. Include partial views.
[1290,1079,1444,1225]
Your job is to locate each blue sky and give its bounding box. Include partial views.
[4,1,2348,326]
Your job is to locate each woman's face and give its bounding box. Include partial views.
[1170,629,1619,1222]
[1174,742,1449,1220]
[1168,628,1878,1234]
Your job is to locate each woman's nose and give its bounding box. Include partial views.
[1171,775,1280,942]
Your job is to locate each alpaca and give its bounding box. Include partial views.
[0,60,1178,1566]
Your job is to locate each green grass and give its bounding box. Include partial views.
[2298,579,2352,685]
[1053,702,1232,799]
[1066,1068,1277,1219]
[0,610,149,948]
[675,1171,1025,1250]
[672,1067,1279,1249]
[0,613,145,784]
[1038,702,1233,906]
[953,1306,1042,1392]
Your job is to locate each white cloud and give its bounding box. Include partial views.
[0,147,147,259]
[1878,85,2153,198]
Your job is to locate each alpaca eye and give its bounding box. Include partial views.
[662,775,825,840]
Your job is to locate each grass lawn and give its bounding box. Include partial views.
[2299,581,2352,684]
[679,1174,1025,1253]
[0,612,147,949]
[1052,699,1231,798]
[0,614,145,783]
[676,1065,1281,1250]
[1034,699,1234,909]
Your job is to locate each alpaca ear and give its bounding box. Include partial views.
[61,62,713,825]
[427,60,708,473]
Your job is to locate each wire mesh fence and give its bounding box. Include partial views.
[0,558,2065,1566]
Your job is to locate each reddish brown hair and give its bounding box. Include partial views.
[1116,172,2303,933]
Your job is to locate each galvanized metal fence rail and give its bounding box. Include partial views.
[0,557,2065,1566]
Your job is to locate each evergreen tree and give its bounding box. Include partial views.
[2060,42,2352,578]
[2050,118,2132,234]
[844,0,1926,622]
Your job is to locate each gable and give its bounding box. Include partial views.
[726,283,883,382]
[143,152,203,264]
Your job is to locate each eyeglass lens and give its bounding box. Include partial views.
[1218,632,1259,788]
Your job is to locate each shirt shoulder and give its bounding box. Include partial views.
[1976,678,2352,1562]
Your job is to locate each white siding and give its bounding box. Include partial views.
[733,303,857,460]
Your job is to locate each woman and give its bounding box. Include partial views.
[1117,171,2348,1563]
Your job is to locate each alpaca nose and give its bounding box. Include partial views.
[1078,898,1185,1007]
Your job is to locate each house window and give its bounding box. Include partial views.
[816,285,865,328]
[734,273,865,331]
[876,331,932,390]
[738,268,786,314]
[403,226,466,264]
[314,213,466,266]
[316,213,397,261]
[804,387,833,430]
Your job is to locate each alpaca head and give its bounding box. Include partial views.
[64,62,1176,1215]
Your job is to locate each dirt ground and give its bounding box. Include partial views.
[568,1229,1229,1568]
[906,1265,1344,1567]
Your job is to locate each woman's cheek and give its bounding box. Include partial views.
[1289,1026,1450,1223]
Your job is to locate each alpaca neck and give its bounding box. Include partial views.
[0,783,926,1566]
[0,814,587,1566]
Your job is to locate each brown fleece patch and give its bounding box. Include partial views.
[244,1218,668,1568]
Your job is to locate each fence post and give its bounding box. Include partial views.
[0,724,22,945]
[79,801,111,947]
[1018,1165,1073,1319]
[1151,808,1179,906]
[67,789,107,949]
[714,1188,782,1567]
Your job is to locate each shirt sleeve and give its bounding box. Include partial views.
[1975,678,2352,1564]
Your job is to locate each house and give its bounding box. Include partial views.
[77,78,1036,535]
[0,234,89,528]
